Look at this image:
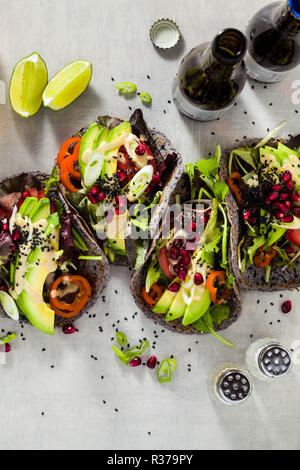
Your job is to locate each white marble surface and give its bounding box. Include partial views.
[1,0,300,450]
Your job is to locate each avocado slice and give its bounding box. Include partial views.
[107,232,126,256]
[19,197,38,218]
[78,122,102,180]
[29,198,50,223]
[165,287,186,321]
[101,121,131,178]
[182,288,211,326]
[153,285,177,314]
[17,290,54,335]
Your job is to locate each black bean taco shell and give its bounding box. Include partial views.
[0,172,110,328]
[130,173,242,335]
[57,109,184,267]
[220,136,300,291]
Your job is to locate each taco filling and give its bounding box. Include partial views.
[0,181,105,335]
[55,110,179,266]
[135,147,240,345]
[227,141,300,282]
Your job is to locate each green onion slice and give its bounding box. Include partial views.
[84,151,104,187]
[115,82,137,94]
[0,333,17,344]
[0,292,19,321]
[127,165,154,202]
[139,92,152,104]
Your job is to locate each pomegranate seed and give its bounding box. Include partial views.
[293,207,300,217]
[12,230,21,242]
[1,222,9,231]
[22,191,30,199]
[291,192,300,202]
[265,197,272,205]
[90,186,99,196]
[194,273,204,285]
[5,344,11,353]
[181,256,191,267]
[115,205,126,216]
[117,169,127,181]
[285,245,295,254]
[147,356,157,369]
[0,285,8,292]
[179,248,188,257]
[284,201,292,209]
[97,192,106,202]
[169,282,180,293]
[11,244,17,251]
[169,247,179,260]
[281,214,294,223]
[243,209,251,221]
[189,221,197,232]
[286,180,294,192]
[62,325,76,335]
[88,193,97,204]
[281,301,292,314]
[282,171,292,183]
[178,268,187,281]
[272,184,281,192]
[135,144,146,156]
[174,264,180,274]
[152,174,160,185]
[273,202,288,214]
[279,192,289,201]
[269,191,279,201]
[249,217,257,225]
[129,357,142,367]
[274,211,285,220]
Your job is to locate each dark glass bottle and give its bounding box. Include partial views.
[245,0,300,82]
[172,29,247,121]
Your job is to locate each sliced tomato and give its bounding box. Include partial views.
[158,246,174,280]
[287,229,300,247]
[28,188,39,199]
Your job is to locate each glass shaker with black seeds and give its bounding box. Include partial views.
[246,338,293,381]
[245,0,300,82]
[172,28,247,121]
[209,363,253,406]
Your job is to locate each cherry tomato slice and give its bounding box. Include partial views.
[287,229,300,247]
[158,246,175,280]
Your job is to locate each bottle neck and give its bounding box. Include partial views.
[275,0,300,37]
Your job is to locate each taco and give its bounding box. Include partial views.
[130,148,242,344]
[54,109,183,268]
[220,134,300,290]
[0,172,109,335]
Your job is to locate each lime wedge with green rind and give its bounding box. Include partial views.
[43,60,92,111]
[9,52,48,118]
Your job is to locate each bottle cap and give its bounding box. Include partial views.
[150,19,181,50]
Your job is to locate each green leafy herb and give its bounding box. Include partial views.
[116,332,128,346]
[145,258,161,292]
[112,340,150,365]
[0,333,17,344]
[192,309,234,348]
[44,167,60,196]
[115,82,137,94]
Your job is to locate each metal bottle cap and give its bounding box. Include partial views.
[258,344,292,378]
[150,19,181,50]
[217,369,252,404]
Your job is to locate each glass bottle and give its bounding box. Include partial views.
[245,338,293,381]
[245,0,300,82]
[172,28,247,121]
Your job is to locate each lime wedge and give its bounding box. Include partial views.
[9,52,48,118]
[43,60,92,110]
